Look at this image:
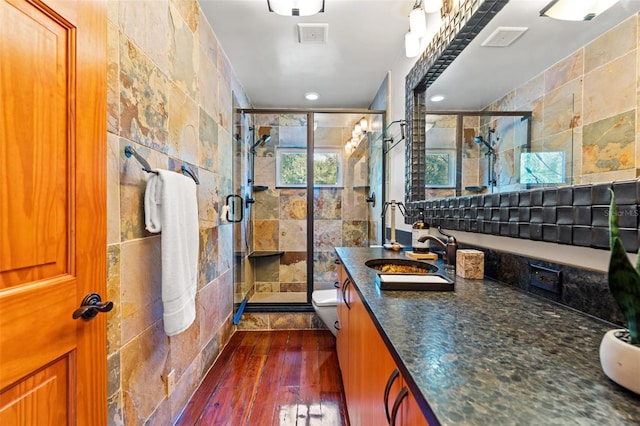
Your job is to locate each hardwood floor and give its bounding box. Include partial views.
[177,330,349,426]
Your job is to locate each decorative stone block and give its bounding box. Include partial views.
[456,249,484,279]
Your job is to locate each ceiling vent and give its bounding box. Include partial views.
[297,23,328,44]
[480,26,528,47]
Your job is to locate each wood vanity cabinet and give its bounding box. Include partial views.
[336,264,429,426]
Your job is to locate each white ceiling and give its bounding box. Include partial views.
[199,0,417,108]
[200,0,640,110]
[426,0,640,110]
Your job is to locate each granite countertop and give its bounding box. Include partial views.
[335,247,640,426]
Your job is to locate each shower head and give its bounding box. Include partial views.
[250,134,271,152]
[473,135,494,153]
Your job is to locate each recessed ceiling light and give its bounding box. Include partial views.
[305,92,319,101]
[430,94,445,102]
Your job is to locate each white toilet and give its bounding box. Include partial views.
[312,289,338,337]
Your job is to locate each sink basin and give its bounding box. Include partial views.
[365,258,454,291]
[365,258,438,274]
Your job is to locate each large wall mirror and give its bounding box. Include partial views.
[405,0,640,208]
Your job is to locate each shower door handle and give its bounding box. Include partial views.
[226,194,243,223]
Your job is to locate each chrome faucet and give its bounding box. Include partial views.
[418,226,458,270]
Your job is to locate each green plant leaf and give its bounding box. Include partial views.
[608,237,640,344]
[608,189,640,345]
[608,189,619,249]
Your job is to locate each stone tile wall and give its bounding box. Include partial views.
[492,14,640,186]
[106,1,248,424]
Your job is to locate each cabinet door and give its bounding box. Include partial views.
[389,378,430,426]
[338,269,430,426]
[336,264,349,371]
[350,288,401,426]
[401,385,429,426]
[347,286,363,425]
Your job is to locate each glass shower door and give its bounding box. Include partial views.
[231,103,251,323]
[249,113,309,304]
[312,113,381,293]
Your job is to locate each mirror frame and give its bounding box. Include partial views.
[404,0,508,212]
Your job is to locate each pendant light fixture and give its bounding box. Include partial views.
[267,0,325,17]
[540,0,619,21]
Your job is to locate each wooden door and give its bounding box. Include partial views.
[0,0,107,424]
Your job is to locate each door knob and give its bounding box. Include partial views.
[73,293,113,320]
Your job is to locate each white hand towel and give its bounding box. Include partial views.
[144,169,199,336]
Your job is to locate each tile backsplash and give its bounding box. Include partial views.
[411,180,640,253]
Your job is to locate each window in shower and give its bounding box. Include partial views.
[276,148,343,188]
[425,149,456,188]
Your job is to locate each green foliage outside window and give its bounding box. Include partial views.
[313,152,339,185]
[425,153,451,186]
[280,152,307,185]
[278,150,341,187]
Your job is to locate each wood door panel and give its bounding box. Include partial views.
[0,278,77,390]
[0,355,71,426]
[0,0,71,289]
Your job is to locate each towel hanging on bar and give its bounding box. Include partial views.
[144,169,199,335]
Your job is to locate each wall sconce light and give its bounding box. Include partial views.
[345,140,354,153]
[540,0,619,21]
[267,0,325,16]
[409,4,427,38]
[359,117,368,132]
[346,117,370,153]
[405,0,445,58]
[405,30,420,58]
[423,0,443,14]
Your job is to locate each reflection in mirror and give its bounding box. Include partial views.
[406,0,640,205]
[423,110,534,200]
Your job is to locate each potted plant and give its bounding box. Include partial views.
[599,189,640,394]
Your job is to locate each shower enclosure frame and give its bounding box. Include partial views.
[234,108,386,314]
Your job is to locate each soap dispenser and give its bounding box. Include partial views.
[411,208,430,253]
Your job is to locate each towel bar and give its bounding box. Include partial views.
[124,145,157,174]
[181,165,200,185]
[124,146,199,184]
